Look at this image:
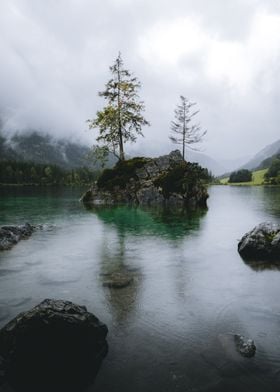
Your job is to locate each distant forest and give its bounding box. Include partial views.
[0,160,99,186]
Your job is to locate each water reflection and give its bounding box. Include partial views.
[261,186,280,218]
[1,186,280,392]
[99,230,142,325]
[242,258,280,271]
[84,205,207,331]
[0,186,87,225]
[85,205,207,240]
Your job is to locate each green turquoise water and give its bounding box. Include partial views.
[0,185,280,392]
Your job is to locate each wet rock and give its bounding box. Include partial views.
[234,334,256,357]
[0,299,108,391]
[238,222,280,261]
[0,223,34,251]
[136,183,165,205]
[102,272,133,288]
[81,150,209,208]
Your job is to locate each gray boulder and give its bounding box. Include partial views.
[238,222,280,261]
[81,150,209,208]
[0,299,108,391]
[0,223,34,251]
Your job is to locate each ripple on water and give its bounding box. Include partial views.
[0,269,21,276]
[39,277,80,286]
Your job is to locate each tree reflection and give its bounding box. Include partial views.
[84,205,207,240]
[242,258,280,271]
[98,228,142,325]
[85,205,207,325]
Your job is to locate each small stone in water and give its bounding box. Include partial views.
[234,334,256,357]
[102,273,133,289]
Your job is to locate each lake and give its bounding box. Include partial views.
[0,185,280,392]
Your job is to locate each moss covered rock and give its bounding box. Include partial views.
[238,222,280,261]
[81,150,209,208]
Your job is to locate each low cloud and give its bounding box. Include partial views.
[0,0,280,160]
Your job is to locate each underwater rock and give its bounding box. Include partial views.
[102,272,133,289]
[234,334,256,358]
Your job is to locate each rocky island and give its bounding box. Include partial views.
[81,150,209,208]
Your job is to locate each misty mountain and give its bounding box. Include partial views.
[0,131,92,169]
[0,130,227,175]
[183,150,227,176]
[219,156,251,173]
[241,139,280,170]
[0,128,240,176]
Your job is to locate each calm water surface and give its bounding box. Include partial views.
[0,186,280,392]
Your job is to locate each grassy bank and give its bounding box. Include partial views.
[220,169,267,186]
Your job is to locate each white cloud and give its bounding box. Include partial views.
[139,9,280,93]
[0,0,280,160]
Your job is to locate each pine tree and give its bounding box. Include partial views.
[169,96,207,161]
[88,53,149,161]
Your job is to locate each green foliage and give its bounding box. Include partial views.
[229,169,252,183]
[264,157,280,184]
[154,162,210,197]
[220,169,267,186]
[87,53,149,161]
[97,157,149,189]
[0,160,99,186]
[86,145,111,169]
[258,152,280,170]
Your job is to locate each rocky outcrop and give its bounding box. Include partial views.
[238,222,280,261]
[0,299,108,391]
[0,223,34,251]
[81,150,208,208]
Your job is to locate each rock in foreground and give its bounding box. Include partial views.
[81,150,209,208]
[0,223,34,251]
[0,299,108,391]
[238,222,280,261]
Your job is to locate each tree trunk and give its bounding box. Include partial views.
[117,57,125,161]
[183,103,186,161]
[119,132,125,160]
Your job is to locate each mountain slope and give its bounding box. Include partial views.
[185,150,227,176]
[241,139,280,170]
[0,131,116,169]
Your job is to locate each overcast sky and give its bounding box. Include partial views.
[1,0,280,161]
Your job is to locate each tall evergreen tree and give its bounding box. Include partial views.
[169,96,207,161]
[88,53,149,161]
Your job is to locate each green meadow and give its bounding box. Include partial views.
[220,169,267,186]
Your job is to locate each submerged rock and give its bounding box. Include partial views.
[0,223,34,251]
[234,334,256,358]
[102,272,133,289]
[238,222,280,261]
[0,299,108,391]
[81,150,209,208]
